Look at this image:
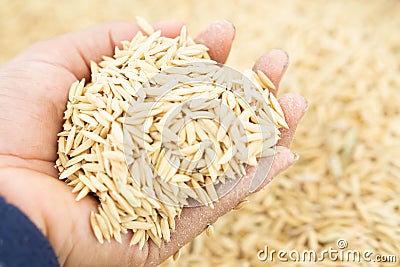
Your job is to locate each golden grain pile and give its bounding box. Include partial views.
[1,1,399,266]
[55,19,287,248]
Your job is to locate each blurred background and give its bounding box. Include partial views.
[1,0,399,266]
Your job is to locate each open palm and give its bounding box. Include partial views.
[0,20,307,266]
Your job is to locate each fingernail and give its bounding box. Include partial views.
[269,49,289,71]
[291,151,300,163]
[213,19,235,28]
[299,96,309,117]
[211,19,236,40]
[281,50,289,70]
[222,19,236,31]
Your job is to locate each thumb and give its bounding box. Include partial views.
[10,20,184,81]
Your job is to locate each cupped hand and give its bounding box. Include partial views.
[0,20,307,266]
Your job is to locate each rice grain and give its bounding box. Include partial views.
[56,18,287,249]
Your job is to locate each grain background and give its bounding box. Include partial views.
[1,1,399,266]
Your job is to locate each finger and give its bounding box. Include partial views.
[143,146,297,266]
[14,20,184,80]
[276,93,308,147]
[252,49,289,95]
[195,20,236,64]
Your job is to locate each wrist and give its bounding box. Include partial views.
[0,195,59,266]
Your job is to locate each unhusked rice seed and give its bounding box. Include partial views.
[206,224,215,237]
[233,199,250,210]
[56,17,287,249]
[172,249,181,261]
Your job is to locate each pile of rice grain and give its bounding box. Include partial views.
[56,18,287,248]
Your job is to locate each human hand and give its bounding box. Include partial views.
[0,20,307,266]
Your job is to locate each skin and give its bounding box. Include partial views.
[0,19,307,266]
